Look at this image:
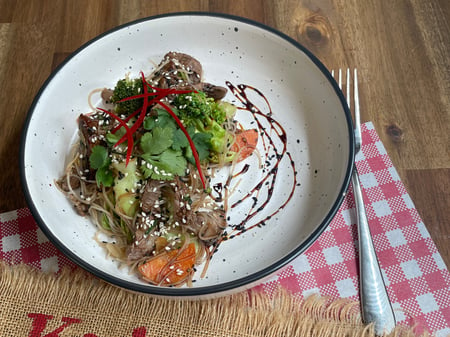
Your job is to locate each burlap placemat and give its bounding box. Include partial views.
[0,262,426,337]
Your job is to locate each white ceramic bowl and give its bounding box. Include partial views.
[20,13,354,297]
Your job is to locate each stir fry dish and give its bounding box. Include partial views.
[57,52,258,287]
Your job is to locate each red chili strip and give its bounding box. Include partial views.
[111,106,141,133]
[97,107,134,165]
[107,71,202,178]
[113,73,194,147]
[113,94,165,148]
[158,101,206,190]
[113,72,154,148]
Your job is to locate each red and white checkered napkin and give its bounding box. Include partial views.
[1,122,449,336]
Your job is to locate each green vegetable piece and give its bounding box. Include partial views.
[120,218,133,244]
[173,91,211,122]
[96,166,114,187]
[218,101,237,120]
[112,158,140,217]
[184,132,212,164]
[141,149,186,180]
[143,108,178,131]
[111,77,144,115]
[192,133,212,160]
[209,121,227,153]
[89,145,109,169]
[172,128,189,150]
[140,127,173,155]
[106,127,127,146]
[89,145,114,187]
[101,213,111,230]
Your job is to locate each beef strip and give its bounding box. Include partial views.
[127,180,165,261]
[127,221,157,261]
[196,82,228,101]
[157,52,228,100]
[163,51,203,81]
[78,113,114,179]
[140,180,163,213]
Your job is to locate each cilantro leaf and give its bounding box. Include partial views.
[172,128,189,150]
[184,132,212,164]
[140,127,173,155]
[143,109,178,131]
[106,127,126,145]
[143,116,156,130]
[89,145,114,187]
[193,132,212,160]
[155,110,177,130]
[89,145,110,169]
[96,166,114,187]
[159,149,186,176]
[141,149,186,180]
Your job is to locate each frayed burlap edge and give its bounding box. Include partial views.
[0,262,429,337]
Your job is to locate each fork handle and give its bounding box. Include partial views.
[352,167,396,335]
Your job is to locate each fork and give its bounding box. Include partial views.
[333,69,396,335]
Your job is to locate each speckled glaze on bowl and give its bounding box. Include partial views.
[20,12,354,298]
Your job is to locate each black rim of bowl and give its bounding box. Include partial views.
[19,11,355,297]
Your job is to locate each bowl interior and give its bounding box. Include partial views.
[21,13,353,297]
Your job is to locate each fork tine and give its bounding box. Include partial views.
[353,69,361,146]
[331,68,361,148]
[346,69,351,111]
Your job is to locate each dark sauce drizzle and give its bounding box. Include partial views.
[210,82,298,253]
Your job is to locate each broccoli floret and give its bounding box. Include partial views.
[111,77,143,115]
[173,91,236,160]
[173,91,226,126]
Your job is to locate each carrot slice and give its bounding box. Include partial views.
[230,129,258,161]
[138,243,196,285]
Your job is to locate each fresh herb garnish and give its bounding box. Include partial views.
[89,145,114,187]
[99,72,207,189]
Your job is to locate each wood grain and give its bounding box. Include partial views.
[0,0,448,268]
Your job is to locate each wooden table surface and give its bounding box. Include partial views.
[0,1,448,269]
